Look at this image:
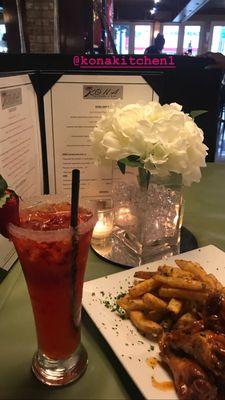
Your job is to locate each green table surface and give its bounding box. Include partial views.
[1,162,225,400]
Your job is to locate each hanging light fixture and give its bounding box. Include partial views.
[150,0,160,15]
[150,6,157,14]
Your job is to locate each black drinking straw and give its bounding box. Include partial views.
[70,170,80,325]
[70,169,80,227]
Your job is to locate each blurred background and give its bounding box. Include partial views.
[0,0,224,55]
[0,0,224,163]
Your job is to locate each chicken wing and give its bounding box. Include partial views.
[203,292,225,333]
[165,329,225,382]
[159,336,218,400]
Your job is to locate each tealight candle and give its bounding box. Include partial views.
[115,206,136,227]
[92,219,113,239]
[92,208,114,240]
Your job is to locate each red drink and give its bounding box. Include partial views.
[9,196,96,385]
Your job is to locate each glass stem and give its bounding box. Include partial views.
[136,168,151,256]
[137,167,151,191]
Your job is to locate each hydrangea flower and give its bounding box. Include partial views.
[90,102,208,186]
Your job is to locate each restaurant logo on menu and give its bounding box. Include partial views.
[83,85,123,99]
[1,88,22,110]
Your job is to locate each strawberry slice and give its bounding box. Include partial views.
[0,175,19,238]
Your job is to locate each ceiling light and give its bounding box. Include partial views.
[154,0,160,3]
[150,7,156,14]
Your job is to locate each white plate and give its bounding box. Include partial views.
[83,245,225,400]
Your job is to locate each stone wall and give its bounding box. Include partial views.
[23,0,57,53]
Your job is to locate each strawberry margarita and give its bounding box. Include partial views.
[8,195,96,386]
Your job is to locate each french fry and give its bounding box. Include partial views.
[129,278,159,298]
[175,259,222,291]
[134,271,156,280]
[158,265,194,280]
[204,273,223,291]
[143,293,167,311]
[118,298,150,312]
[159,287,208,302]
[171,269,196,280]
[175,259,207,281]
[153,274,209,291]
[129,310,163,337]
[202,274,217,290]
[116,294,130,309]
[167,298,183,315]
[120,259,224,344]
[133,264,196,282]
[158,265,175,276]
[174,313,197,330]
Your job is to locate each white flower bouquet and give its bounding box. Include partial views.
[90,102,208,187]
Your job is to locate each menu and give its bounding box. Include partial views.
[0,72,158,276]
[0,74,43,276]
[44,74,158,199]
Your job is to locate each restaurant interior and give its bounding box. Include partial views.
[0,1,225,400]
[0,0,225,160]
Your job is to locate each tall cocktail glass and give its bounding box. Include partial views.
[8,195,96,386]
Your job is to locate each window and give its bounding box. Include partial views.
[162,25,179,54]
[134,25,151,54]
[114,24,129,54]
[113,21,153,54]
[183,25,201,56]
[0,24,7,53]
[211,26,225,55]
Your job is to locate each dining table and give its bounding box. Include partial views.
[1,162,225,400]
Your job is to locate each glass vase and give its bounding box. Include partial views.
[112,169,184,266]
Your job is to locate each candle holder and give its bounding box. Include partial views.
[91,195,198,269]
[92,200,114,242]
[114,206,137,231]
